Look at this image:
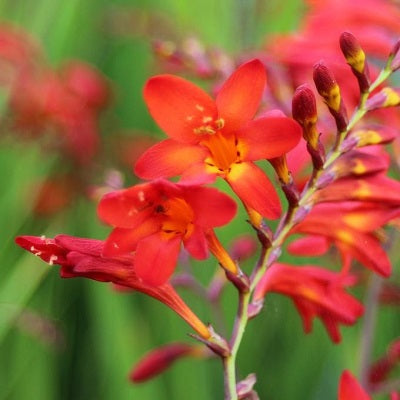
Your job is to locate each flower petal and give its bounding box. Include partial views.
[183,225,208,260]
[227,162,281,219]
[134,139,208,179]
[98,184,160,228]
[216,59,266,132]
[288,235,330,256]
[135,233,182,285]
[238,116,302,161]
[103,222,159,257]
[144,75,217,143]
[179,164,217,185]
[182,186,237,228]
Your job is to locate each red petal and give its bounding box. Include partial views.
[216,59,266,132]
[144,75,217,143]
[339,371,371,400]
[134,139,208,179]
[130,343,194,383]
[98,184,159,228]
[103,222,159,256]
[179,164,217,185]
[227,162,281,219]
[183,225,208,260]
[288,235,330,256]
[238,116,302,161]
[135,233,182,285]
[182,186,237,228]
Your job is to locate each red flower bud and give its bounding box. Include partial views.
[313,62,348,131]
[340,32,366,74]
[292,84,319,150]
[130,343,199,383]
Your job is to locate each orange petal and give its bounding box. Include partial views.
[134,139,208,179]
[238,116,302,161]
[182,186,237,228]
[216,59,266,132]
[144,75,217,143]
[103,222,160,256]
[288,235,330,256]
[227,162,281,219]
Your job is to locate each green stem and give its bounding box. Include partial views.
[223,291,250,400]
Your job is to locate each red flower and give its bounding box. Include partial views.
[289,202,395,277]
[254,263,364,343]
[339,371,370,400]
[135,59,301,220]
[98,179,237,285]
[15,234,211,339]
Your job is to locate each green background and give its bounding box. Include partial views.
[0,0,398,399]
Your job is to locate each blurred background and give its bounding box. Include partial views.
[0,0,399,399]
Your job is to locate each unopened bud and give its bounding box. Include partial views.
[292,84,319,149]
[313,62,348,131]
[366,87,400,111]
[340,32,365,73]
[130,343,197,383]
[389,39,400,71]
[237,374,258,400]
[340,32,370,92]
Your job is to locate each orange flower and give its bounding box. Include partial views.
[98,179,237,285]
[135,59,301,220]
[254,263,363,343]
[289,202,395,277]
[15,234,211,339]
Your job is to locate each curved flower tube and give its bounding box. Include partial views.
[15,235,211,339]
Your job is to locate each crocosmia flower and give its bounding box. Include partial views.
[135,59,302,220]
[98,179,237,285]
[254,263,364,343]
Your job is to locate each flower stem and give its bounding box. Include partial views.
[223,290,250,399]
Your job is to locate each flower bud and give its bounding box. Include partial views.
[340,32,366,73]
[292,84,319,150]
[130,343,198,383]
[313,62,348,131]
[339,32,370,92]
[366,87,400,111]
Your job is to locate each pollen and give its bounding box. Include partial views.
[195,104,205,112]
[48,255,58,265]
[186,115,193,121]
[30,246,42,257]
[202,116,213,123]
[138,190,145,202]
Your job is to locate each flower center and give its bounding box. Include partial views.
[201,132,242,175]
[157,197,194,239]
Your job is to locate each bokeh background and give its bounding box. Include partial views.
[0,0,399,399]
